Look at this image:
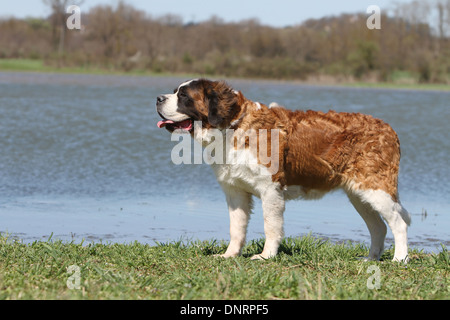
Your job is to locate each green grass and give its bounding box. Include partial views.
[0,59,48,72]
[0,234,448,300]
[0,58,196,78]
[1,58,449,91]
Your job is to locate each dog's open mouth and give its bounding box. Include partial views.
[157,118,193,132]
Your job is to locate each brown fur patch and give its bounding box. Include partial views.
[188,80,401,201]
[227,93,401,201]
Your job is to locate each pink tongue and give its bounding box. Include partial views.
[157,119,193,131]
[157,119,175,128]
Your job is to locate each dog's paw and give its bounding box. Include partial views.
[250,254,269,261]
[213,253,238,259]
[357,256,380,262]
[357,256,371,262]
[392,255,409,264]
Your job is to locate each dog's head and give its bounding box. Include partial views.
[156,79,242,133]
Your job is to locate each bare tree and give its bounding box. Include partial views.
[0,1,446,82]
[435,0,450,38]
[43,0,84,55]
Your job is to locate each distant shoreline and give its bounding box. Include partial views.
[1,58,449,92]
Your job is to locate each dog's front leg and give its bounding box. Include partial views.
[219,186,253,258]
[251,187,285,260]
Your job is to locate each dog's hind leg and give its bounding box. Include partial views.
[347,192,387,261]
[347,188,410,262]
[379,197,410,263]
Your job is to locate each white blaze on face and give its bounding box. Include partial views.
[158,79,198,122]
[177,79,198,90]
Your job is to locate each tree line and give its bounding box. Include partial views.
[1,0,449,83]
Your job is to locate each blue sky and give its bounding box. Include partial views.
[2,0,414,27]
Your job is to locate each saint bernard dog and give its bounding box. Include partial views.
[156,79,411,262]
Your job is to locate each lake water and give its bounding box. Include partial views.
[0,72,449,253]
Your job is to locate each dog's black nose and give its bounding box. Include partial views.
[157,95,167,105]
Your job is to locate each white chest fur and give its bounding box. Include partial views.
[196,126,325,201]
[211,159,277,198]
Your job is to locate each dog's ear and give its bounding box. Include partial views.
[206,81,239,128]
[207,88,224,127]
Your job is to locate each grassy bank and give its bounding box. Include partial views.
[0,234,448,300]
[0,58,196,78]
[1,59,449,91]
